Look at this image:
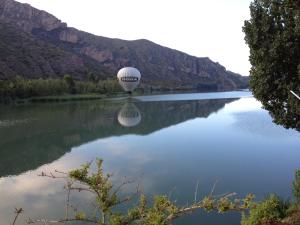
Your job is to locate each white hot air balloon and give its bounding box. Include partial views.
[117,67,141,93]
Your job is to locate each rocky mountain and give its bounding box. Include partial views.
[0,0,249,91]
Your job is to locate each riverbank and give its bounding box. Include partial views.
[0,93,109,104]
[1,89,251,105]
[26,94,106,103]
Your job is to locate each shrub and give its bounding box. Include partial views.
[293,170,300,204]
[241,195,289,225]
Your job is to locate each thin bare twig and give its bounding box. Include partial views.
[12,208,23,225]
[168,186,177,200]
[38,171,66,179]
[209,191,238,200]
[116,183,141,205]
[112,179,135,196]
[69,186,95,194]
[194,180,200,203]
[166,193,245,222]
[210,180,218,197]
[27,217,103,224]
[54,170,68,175]
[64,181,72,224]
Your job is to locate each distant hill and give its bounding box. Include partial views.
[0,0,249,91]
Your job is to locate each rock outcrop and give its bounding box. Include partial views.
[59,29,78,43]
[0,0,66,32]
[80,47,114,63]
[0,0,249,90]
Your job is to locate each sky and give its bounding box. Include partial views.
[18,0,252,76]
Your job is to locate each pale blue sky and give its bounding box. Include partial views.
[18,0,252,76]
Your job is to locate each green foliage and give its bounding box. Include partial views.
[293,170,300,203]
[0,76,68,100]
[241,169,300,225]
[50,158,254,225]
[87,72,99,83]
[243,0,300,131]
[75,212,86,220]
[98,79,123,94]
[0,76,123,103]
[63,74,75,94]
[202,196,215,212]
[69,159,117,214]
[243,193,256,209]
[217,197,231,213]
[241,195,288,225]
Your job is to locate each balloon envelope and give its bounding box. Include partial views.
[117,67,141,92]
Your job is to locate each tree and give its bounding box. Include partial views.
[64,74,76,94]
[87,72,99,83]
[19,159,254,225]
[243,0,300,131]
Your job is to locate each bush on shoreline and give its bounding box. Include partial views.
[0,76,123,103]
[242,170,300,225]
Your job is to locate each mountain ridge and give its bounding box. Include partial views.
[0,0,249,91]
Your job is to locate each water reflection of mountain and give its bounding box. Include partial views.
[0,98,237,176]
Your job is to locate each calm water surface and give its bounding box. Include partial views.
[0,91,299,225]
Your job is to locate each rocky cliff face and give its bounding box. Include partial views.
[0,0,249,90]
[0,0,66,32]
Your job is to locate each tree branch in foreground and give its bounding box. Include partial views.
[17,158,254,225]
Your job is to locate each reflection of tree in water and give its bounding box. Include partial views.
[232,111,299,138]
[0,98,237,176]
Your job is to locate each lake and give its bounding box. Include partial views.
[0,91,299,225]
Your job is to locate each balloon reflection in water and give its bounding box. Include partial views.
[117,102,141,127]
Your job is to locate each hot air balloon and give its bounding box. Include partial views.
[117,67,141,93]
[117,102,141,127]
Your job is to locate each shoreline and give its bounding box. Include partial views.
[0,89,250,105]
